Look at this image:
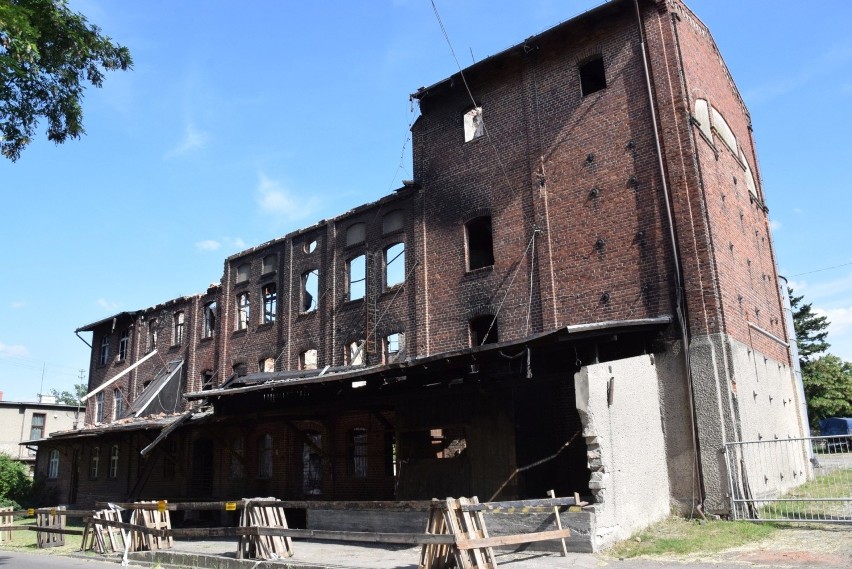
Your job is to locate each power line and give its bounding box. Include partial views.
[788,261,852,278]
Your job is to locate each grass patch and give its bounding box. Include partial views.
[758,466,852,520]
[0,515,85,554]
[610,517,777,558]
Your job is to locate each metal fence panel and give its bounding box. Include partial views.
[724,435,852,523]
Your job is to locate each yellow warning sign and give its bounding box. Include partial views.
[27,508,34,516]
[225,502,237,511]
[157,500,167,512]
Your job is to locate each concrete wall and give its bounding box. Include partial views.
[574,354,671,550]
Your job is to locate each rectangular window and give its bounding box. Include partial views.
[95,392,104,423]
[236,293,250,330]
[384,243,405,288]
[113,389,124,419]
[236,262,251,283]
[48,449,59,479]
[99,335,110,365]
[109,445,119,479]
[230,437,245,479]
[385,332,405,363]
[464,107,484,142]
[90,446,100,479]
[262,283,277,323]
[262,254,276,275]
[579,56,607,96]
[347,340,364,366]
[202,371,214,391]
[258,434,273,478]
[118,329,129,361]
[469,315,498,346]
[203,302,216,338]
[30,413,46,440]
[465,216,494,271]
[173,312,185,345]
[147,320,158,352]
[347,255,366,301]
[351,428,368,478]
[300,349,318,370]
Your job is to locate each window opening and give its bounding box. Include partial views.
[346,340,364,366]
[304,239,318,254]
[99,335,110,365]
[465,216,494,271]
[203,302,216,338]
[302,431,323,495]
[90,446,99,479]
[113,388,124,419]
[262,254,276,274]
[469,314,498,346]
[351,428,368,478]
[464,107,484,142]
[579,56,607,96]
[345,223,365,246]
[202,370,214,391]
[118,329,129,361]
[109,445,119,478]
[48,449,59,479]
[260,357,275,373]
[236,292,250,330]
[173,311,185,345]
[262,283,277,323]
[347,255,366,301]
[30,413,45,441]
[236,263,251,283]
[302,270,318,312]
[382,210,404,234]
[385,243,405,288]
[95,392,104,423]
[147,319,158,352]
[384,431,397,476]
[230,437,245,479]
[385,332,405,363]
[258,434,273,478]
[300,349,318,370]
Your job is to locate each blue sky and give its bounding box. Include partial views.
[1,0,851,402]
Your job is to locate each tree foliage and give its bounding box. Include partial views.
[0,0,132,160]
[49,382,86,405]
[789,287,830,366]
[802,355,852,428]
[0,452,31,508]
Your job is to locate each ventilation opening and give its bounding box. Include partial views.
[579,56,606,96]
[469,315,498,346]
[465,216,494,271]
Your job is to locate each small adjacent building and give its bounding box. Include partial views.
[0,394,79,476]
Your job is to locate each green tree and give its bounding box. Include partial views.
[789,287,830,366]
[0,452,31,508]
[801,355,852,427]
[0,0,132,161]
[49,382,86,405]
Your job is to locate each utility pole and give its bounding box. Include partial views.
[74,369,86,429]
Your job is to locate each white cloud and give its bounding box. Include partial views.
[255,173,318,221]
[195,239,221,252]
[818,306,852,335]
[96,298,120,310]
[769,219,782,231]
[0,342,29,358]
[167,123,209,157]
[10,301,25,309]
[793,208,803,214]
[228,237,246,249]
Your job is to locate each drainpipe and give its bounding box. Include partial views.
[632,0,705,507]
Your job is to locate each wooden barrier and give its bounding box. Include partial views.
[0,507,12,542]
[130,501,172,551]
[237,498,293,560]
[37,505,66,548]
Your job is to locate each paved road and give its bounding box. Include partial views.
[0,551,119,568]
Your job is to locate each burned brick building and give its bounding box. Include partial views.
[37,0,808,549]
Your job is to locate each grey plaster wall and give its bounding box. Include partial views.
[574,354,671,550]
[688,332,810,513]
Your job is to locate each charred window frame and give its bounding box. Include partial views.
[384,243,405,289]
[302,431,323,495]
[202,302,216,338]
[261,253,276,275]
[469,314,498,346]
[173,311,185,345]
[230,437,246,479]
[99,334,110,365]
[300,349,318,370]
[385,332,405,363]
[236,262,251,284]
[109,445,119,479]
[262,283,277,323]
[202,370,214,391]
[579,55,607,96]
[118,329,129,361]
[463,106,484,142]
[147,319,158,352]
[465,216,494,271]
[347,255,366,301]
[350,428,368,478]
[236,292,250,330]
[301,269,318,313]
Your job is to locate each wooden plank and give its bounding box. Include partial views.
[96,499,433,511]
[548,490,568,557]
[443,498,473,569]
[456,529,572,550]
[470,497,496,569]
[240,526,456,545]
[460,498,577,513]
[458,497,488,569]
